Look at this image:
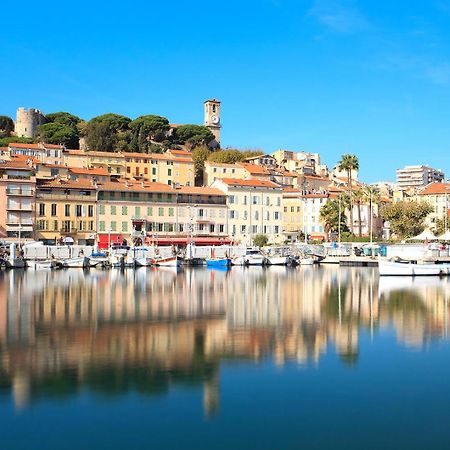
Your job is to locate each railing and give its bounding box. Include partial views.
[6,218,33,225]
[60,228,78,235]
[6,188,34,196]
[6,204,33,211]
[36,193,94,201]
[7,175,32,180]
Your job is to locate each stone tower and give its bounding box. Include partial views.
[204,99,221,144]
[15,107,46,138]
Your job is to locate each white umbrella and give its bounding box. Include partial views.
[438,230,450,241]
[407,230,437,241]
[63,236,75,244]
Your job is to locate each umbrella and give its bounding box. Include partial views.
[438,230,450,241]
[63,236,75,244]
[406,230,438,241]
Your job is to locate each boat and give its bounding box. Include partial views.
[206,257,231,267]
[232,247,265,266]
[266,255,289,265]
[298,257,315,266]
[89,252,111,268]
[378,259,450,276]
[152,256,181,267]
[27,260,60,270]
[129,247,152,267]
[62,256,90,268]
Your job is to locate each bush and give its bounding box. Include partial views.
[253,234,268,247]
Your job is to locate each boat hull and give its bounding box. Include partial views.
[152,256,181,267]
[266,256,289,266]
[379,260,449,276]
[206,258,231,267]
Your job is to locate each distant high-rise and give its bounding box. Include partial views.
[396,165,444,191]
[15,107,46,138]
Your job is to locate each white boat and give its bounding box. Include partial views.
[5,258,26,269]
[379,259,450,276]
[232,247,265,266]
[27,260,59,270]
[266,256,289,265]
[129,247,152,267]
[62,256,90,268]
[109,245,132,268]
[299,258,315,266]
[152,256,181,267]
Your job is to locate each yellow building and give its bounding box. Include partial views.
[418,182,450,230]
[97,180,228,247]
[35,179,97,245]
[123,150,194,186]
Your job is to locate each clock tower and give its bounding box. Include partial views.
[204,99,221,144]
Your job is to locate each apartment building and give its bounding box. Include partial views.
[417,182,450,230]
[8,142,64,165]
[396,165,444,191]
[0,160,36,241]
[35,179,97,245]
[97,181,228,247]
[211,178,283,245]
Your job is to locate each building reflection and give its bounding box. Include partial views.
[0,266,449,413]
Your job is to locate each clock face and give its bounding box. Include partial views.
[211,115,219,124]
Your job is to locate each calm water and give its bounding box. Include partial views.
[1,266,450,449]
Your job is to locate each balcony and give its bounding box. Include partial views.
[6,218,33,225]
[6,204,33,211]
[60,228,78,235]
[36,193,94,201]
[6,188,34,196]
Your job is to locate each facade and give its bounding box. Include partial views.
[211,178,283,245]
[272,150,322,175]
[418,182,450,230]
[14,107,46,138]
[396,165,445,191]
[8,142,64,164]
[97,181,228,247]
[204,161,247,186]
[0,161,36,241]
[35,179,97,245]
[123,150,194,186]
[204,99,221,144]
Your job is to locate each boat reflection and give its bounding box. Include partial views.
[0,266,449,414]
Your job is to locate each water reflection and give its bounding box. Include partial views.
[0,266,449,415]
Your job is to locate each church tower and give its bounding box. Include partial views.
[204,99,221,144]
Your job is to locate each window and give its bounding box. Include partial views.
[111,221,117,231]
[219,224,225,233]
[284,207,287,212]
[168,207,174,217]
[241,225,246,234]
[254,211,259,220]
[242,196,247,205]
[65,204,70,217]
[39,203,45,216]
[274,212,280,220]
[252,196,258,205]
[122,206,128,215]
[99,221,105,232]
[51,203,57,216]
[99,205,105,215]
[168,169,172,176]
[76,205,83,217]
[135,206,141,217]
[147,207,152,216]
[111,206,116,215]
[228,195,235,204]
[88,205,94,217]
[243,211,248,220]
[122,221,128,232]
[158,207,164,216]
[152,167,156,175]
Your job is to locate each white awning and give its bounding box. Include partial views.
[407,230,437,241]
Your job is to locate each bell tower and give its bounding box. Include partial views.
[204,99,221,144]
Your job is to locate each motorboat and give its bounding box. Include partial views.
[62,256,90,268]
[129,247,152,267]
[89,252,110,268]
[266,255,289,265]
[298,257,315,266]
[378,259,450,276]
[232,247,265,266]
[152,255,181,267]
[206,257,231,267]
[27,260,61,270]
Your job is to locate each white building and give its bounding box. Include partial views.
[396,165,444,191]
[211,178,283,245]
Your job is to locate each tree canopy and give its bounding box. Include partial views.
[173,125,214,148]
[253,234,269,247]
[129,115,170,152]
[320,196,349,236]
[0,136,34,147]
[36,122,79,148]
[85,113,132,151]
[0,115,14,137]
[45,112,82,127]
[207,149,264,164]
[382,201,433,239]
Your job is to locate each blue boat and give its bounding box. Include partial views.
[205,258,231,267]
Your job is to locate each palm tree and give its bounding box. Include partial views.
[338,154,359,234]
[319,195,349,239]
[352,189,365,237]
[363,186,381,240]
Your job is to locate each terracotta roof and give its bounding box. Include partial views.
[40,163,68,169]
[168,149,192,156]
[218,178,281,188]
[0,160,33,170]
[11,155,40,164]
[8,142,41,149]
[63,149,86,156]
[43,143,64,149]
[37,179,96,190]
[418,182,450,195]
[69,167,110,176]
[239,163,270,174]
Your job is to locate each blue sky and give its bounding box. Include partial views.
[2,0,450,182]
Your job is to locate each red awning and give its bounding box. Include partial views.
[98,233,124,249]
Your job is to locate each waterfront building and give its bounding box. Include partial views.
[35,179,97,245]
[418,182,450,230]
[396,165,445,191]
[97,181,228,247]
[123,149,194,186]
[0,160,36,241]
[211,178,283,245]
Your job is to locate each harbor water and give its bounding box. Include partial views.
[1,266,450,449]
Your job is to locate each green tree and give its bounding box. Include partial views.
[85,113,131,151]
[129,115,170,152]
[36,122,79,148]
[173,125,214,148]
[338,154,359,235]
[0,136,34,147]
[253,234,268,247]
[0,115,14,137]
[45,112,82,128]
[208,149,243,164]
[382,201,433,239]
[434,217,448,236]
[320,196,349,237]
[191,145,211,184]
[352,189,365,237]
[363,186,381,239]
